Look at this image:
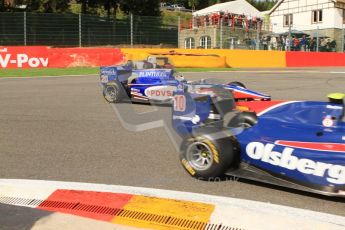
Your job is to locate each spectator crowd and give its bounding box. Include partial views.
[257,35,337,52]
[181,13,264,31]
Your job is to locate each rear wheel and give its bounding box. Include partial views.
[224,111,257,128]
[180,127,238,180]
[229,81,246,88]
[103,82,124,103]
[239,112,257,128]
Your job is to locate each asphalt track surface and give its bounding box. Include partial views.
[0,67,345,219]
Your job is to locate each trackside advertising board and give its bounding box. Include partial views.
[0,46,124,68]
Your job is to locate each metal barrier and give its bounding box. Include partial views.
[0,13,178,47]
[0,12,343,52]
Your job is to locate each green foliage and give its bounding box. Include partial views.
[75,0,118,16]
[172,0,277,11]
[0,67,233,77]
[161,9,192,25]
[1,0,277,15]
[69,3,81,14]
[0,0,4,11]
[14,0,70,13]
[188,0,198,11]
[119,0,160,16]
[196,0,210,9]
[246,0,277,11]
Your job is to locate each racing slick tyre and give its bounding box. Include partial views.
[223,111,257,129]
[230,112,257,128]
[240,112,257,128]
[180,127,238,180]
[229,81,246,88]
[103,82,125,103]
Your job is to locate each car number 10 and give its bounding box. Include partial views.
[174,95,186,112]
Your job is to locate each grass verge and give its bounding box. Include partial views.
[0,67,233,78]
[0,67,99,77]
[177,68,234,72]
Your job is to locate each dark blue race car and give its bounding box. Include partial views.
[172,87,345,197]
[99,63,271,104]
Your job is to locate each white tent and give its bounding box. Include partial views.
[192,0,262,17]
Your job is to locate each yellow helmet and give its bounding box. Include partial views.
[327,93,345,104]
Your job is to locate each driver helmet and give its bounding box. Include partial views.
[175,74,186,82]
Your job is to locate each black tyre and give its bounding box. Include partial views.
[180,127,238,180]
[224,111,257,129]
[240,112,257,128]
[229,81,246,88]
[103,82,125,103]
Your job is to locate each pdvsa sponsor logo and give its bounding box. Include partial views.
[148,90,173,97]
[145,85,176,100]
[138,70,170,78]
[246,142,345,184]
[0,53,48,68]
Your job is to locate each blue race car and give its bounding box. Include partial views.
[172,88,345,197]
[99,63,271,104]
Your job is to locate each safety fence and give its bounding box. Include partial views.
[0,13,178,47]
[2,12,343,53]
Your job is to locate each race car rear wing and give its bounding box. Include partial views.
[100,62,175,85]
[100,64,132,84]
[172,86,237,136]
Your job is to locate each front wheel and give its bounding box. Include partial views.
[180,128,238,180]
[103,82,124,103]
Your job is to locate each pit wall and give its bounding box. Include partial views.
[1,46,345,69]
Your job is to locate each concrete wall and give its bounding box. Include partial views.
[179,26,268,50]
[179,27,217,49]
